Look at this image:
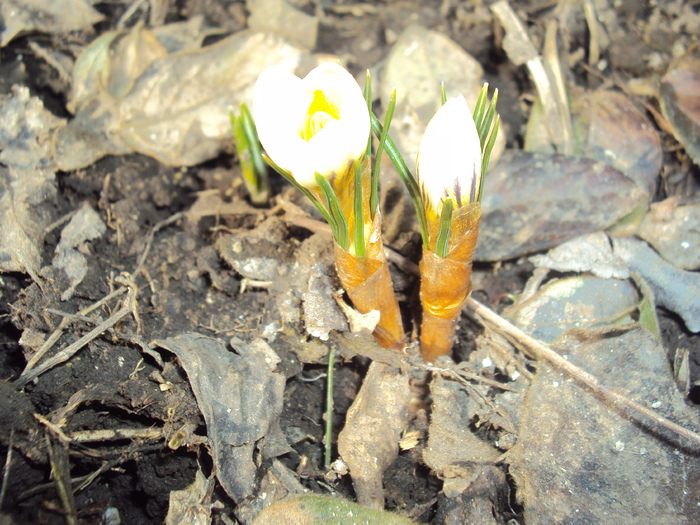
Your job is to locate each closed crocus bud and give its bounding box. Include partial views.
[417,94,482,221]
[253,62,370,190]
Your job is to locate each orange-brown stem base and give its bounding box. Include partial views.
[334,242,404,349]
[419,204,481,361]
[419,250,472,361]
[420,312,459,363]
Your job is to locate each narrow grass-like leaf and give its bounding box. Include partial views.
[478,115,500,201]
[370,112,429,249]
[371,88,396,219]
[316,173,349,250]
[440,81,447,105]
[478,88,499,147]
[262,154,336,236]
[230,106,269,204]
[230,110,255,189]
[472,83,489,129]
[239,104,267,185]
[477,87,499,201]
[353,161,365,257]
[435,199,453,258]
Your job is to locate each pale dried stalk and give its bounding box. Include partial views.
[467,297,700,447]
[16,277,136,388]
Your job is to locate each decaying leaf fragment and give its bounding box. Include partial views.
[503,275,639,344]
[337,362,410,509]
[525,88,662,195]
[155,334,287,503]
[1,0,104,47]
[0,86,65,275]
[247,0,318,50]
[611,236,700,333]
[165,469,220,525]
[511,325,700,523]
[530,232,700,334]
[529,231,630,279]
[53,26,308,170]
[423,378,500,472]
[637,198,700,270]
[661,55,700,165]
[476,151,646,261]
[52,203,106,300]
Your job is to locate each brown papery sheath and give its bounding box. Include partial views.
[334,211,404,349]
[420,203,481,362]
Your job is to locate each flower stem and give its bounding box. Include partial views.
[324,346,335,468]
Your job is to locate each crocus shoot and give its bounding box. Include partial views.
[374,83,499,361]
[416,85,499,362]
[253,63,404,349]
[230,103,269,205]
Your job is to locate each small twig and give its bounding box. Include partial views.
[239,278,273,294]
[46,432,78,525]
[67,427,163,444]
[73,461,113,494]
[466,297,700,447]
[35,414,72,444]
[0,429,13,510]
[298,371,327,383]
[24,286,127,373]
[16,277,136,388]
[282,213,331,236]
[425,364,520,392]
[27,41,72,92]
[44,208,78,235]
[117,0,148,28]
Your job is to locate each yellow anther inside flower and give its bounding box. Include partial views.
[300,90,341,141]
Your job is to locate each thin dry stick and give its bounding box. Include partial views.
[24,286,128,373]
[0,429,13,510]
[425,364,519,392]
[67,427,163,444]
[467,297,700,447]
[16,280,135,388]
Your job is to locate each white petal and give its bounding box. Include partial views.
[253,62,370,189]
[417,94,482,214]
[253,66,307,175]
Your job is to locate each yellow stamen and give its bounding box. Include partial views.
[300,90,340,141]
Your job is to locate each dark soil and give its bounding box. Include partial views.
[1,1,699,524]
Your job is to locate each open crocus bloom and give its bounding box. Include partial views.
[253,62,370,190]
[417,94,482,221]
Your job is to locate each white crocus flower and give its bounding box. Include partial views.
[417,94,482,221]
[253,62,370,190]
